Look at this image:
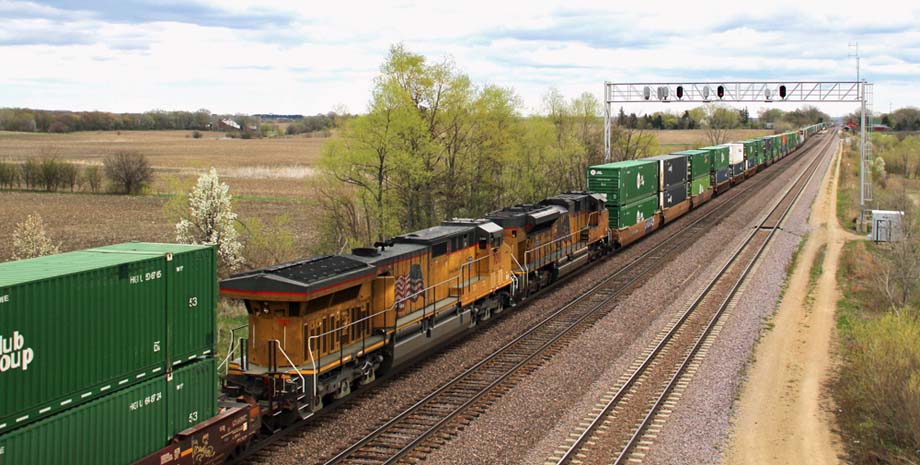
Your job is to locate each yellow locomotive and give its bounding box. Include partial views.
[220,192,608,422]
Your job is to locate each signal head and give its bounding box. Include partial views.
[676,86,684,99]
[717,85,725,99]
[779,85,787,99]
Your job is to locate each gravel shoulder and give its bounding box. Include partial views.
[638,135,838,465]
[255,138,831,465]
[422,143,829,465]
[724,139,855,465]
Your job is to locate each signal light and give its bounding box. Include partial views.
[779,85,787,99]
[717,85,725,99]
[657,86,669,101]
[676,86,684,99]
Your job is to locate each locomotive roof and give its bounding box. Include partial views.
[393,224,476,244]
[220,254,375,299]
[486,203,566,228]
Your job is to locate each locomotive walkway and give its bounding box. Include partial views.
[317,135,833,465]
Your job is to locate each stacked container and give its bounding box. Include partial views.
[728,143,746,178]
[673,149,712,199]
[645,154,689,210]
[701,145,731,186]
[587,160,659,229]
[0,243,218,465]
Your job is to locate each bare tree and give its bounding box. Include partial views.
[703,104,740,146]
[610,125,658,161]
[104,151,153,194]
[875,189,920,311]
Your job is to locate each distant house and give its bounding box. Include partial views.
[218,119,241,131]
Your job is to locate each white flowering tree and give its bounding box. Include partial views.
[12,214,60,260]
[176,168,244,273]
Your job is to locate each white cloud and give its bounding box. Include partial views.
[0,0,918,115]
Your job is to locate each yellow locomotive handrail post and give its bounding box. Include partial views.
[303,272,471,398]
[269,339,305,396]
[219,324,249,375]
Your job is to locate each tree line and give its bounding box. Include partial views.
[0,108,342,134]
[617,105,830,131]
[0,151,153,194]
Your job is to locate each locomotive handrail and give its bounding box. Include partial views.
[302,270,481,396]
[269,339,305,396]
[522,226,590,273]
[219,324,249,375]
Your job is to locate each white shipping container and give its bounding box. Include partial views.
[728,143,745,164]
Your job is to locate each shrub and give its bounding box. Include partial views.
[39,157,63,191]
[12,214,60,260]
[836,312,920,463]
[0,161,19,189]
[242,215,297,269]
[59,162,80,192]
[104,151,153,194]
[19,159,40,189]
[82,165,102,193]
[192,130,203,139]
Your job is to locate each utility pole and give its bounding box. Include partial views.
[850,42,868,231]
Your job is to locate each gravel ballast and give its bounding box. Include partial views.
[423,142,832,465]
[253,138,831,465]
[638,140,836,465]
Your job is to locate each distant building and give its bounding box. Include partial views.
[218,119,241,131]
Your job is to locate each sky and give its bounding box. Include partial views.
[1,0,918,117]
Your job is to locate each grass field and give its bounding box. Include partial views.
[651,129,772,150]
[0,128,773,263]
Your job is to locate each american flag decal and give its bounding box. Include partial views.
[395,264,424,309]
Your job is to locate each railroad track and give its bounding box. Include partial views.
[548,130,837,465]
[318,133,833,465]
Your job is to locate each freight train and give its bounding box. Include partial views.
[0,122,826,465]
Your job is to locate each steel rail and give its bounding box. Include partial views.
[552,130,836,465]
[321,134,829,465]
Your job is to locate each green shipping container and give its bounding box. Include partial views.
[740,139,763,163]
[0,243,215,434]
[0,358,217,465]
[168,358,217,436]
[608,194,658,229]
[673,149,711,179]
[588,160,659,206]
[90,243,217,366]
[700,145,730,170]
[0,250,168,433]
[690,175,711,197]
[0,372,168,465]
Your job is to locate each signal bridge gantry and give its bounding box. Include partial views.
[602,79,872,226]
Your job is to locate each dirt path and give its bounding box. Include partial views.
[725,138,858,464]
